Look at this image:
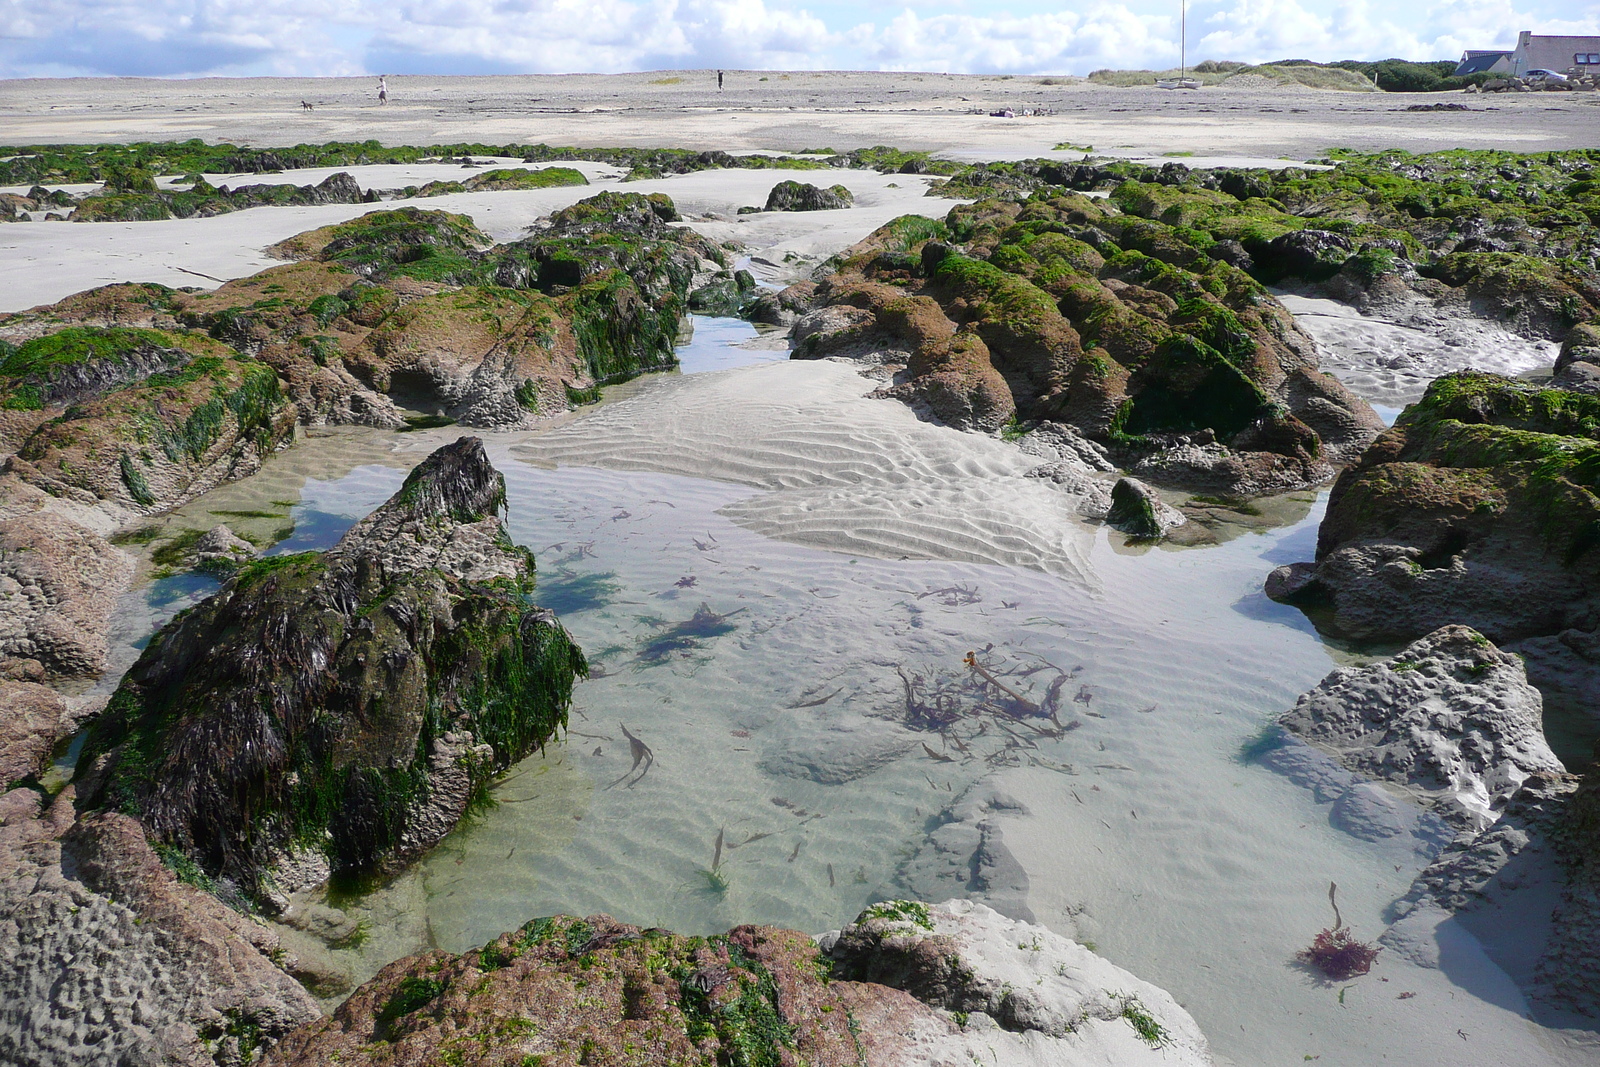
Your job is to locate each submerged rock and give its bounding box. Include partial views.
[263,900,1211,1066]
[1279,625,1563,829]
[75,437,586,904]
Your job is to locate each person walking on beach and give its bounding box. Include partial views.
[717,70,724,90]
[377,76,388,105]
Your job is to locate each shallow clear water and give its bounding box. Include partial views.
[674,315,781,374]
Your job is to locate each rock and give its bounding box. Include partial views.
[1105,477,1184,540]
[1257,229,1355,282]
[263,902,1211,1066]
[796,198,1381,498]
[686,269,758,317]
[1329,781,1413,840]
[75,438,588,903]
[0,789,320,1066]
[1278,625,1564,829]
[1266,374,1600,650]
[0,679,66,784]
[828,899,1212,1064]
[764,180,854,211]
[894,783,1035,921]
[0,504,136,678]
[1540,744,1600,1014]
[193,524,257,570]
[264,912,937,1067]
[750,281,816,326]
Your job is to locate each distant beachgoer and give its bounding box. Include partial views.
[377,76,388,105]
[717,70,724,90]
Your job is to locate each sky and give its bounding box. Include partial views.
[0,0,1595,79]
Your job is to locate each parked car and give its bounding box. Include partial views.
[1526,69,1570,82]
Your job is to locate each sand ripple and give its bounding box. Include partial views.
[515,361,1098,581]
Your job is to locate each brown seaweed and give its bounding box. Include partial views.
[606,723,654,788]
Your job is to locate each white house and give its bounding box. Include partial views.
[1509,31,1600,76]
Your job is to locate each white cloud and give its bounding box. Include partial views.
[0,0,1594,78]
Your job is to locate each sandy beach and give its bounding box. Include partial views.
[4,72,1599,160]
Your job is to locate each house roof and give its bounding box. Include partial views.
[1455,52,1511,75]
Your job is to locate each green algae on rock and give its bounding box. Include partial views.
[261,900,1213,1067]
[1266,372,1600,644]
[76,437,587,904]
[238,194,717,425]
[792,196,1381,498]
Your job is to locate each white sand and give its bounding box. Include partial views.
[0,165,952,312]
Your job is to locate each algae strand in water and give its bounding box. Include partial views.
[636,601,744,664]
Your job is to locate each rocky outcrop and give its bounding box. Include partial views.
[0,322,295,678]
[1542,747,1600,1014]
[68,170,372,223]
[0,679,67,785]
[236,194,717,427]
[765,180,854,212]
[791,198,1382,497]
[265,900,1209,1066]
[1278,626,1566,830]
[0,787,321,1067]
[1265,373,1600,731]
[75,438,587,905]
[0,504,136,677]
[1267,627,1600,1016]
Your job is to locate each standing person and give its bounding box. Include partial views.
[377,75,388,105]
[717,70,724,90]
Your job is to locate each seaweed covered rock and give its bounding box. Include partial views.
[0,321,294,677]
[242,195,715,426]
[264,901,1211,1067]
[76,437,586,904]
[70,170,371,223]
[1265,374,1600,665]
[765,180,854,212]
[793,199,1381,496]
[1,327,294,512]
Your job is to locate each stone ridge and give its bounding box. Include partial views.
[74,437,586,905]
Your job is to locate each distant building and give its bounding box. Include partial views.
[1509,31,1600,75]
[1454,50,1512,77]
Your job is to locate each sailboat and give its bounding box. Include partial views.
[1156,0,1202,90]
